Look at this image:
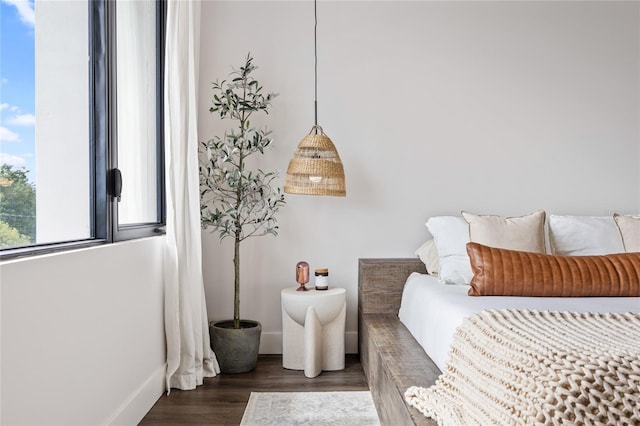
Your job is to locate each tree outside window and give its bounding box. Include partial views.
[0,164,36,248]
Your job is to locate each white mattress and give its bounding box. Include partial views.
[398,273,640,372]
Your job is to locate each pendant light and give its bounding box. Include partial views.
[284,0,346,197]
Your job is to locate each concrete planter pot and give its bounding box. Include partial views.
[209,320,262,373]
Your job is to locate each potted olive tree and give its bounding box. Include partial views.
[200,54,285,373]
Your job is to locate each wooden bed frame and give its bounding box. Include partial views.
[358,258,440,426]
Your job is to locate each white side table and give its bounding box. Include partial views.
[281,287,346,378]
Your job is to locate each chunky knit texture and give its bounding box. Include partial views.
[405,309,640,426]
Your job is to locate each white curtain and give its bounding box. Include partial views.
[163,0,219,391]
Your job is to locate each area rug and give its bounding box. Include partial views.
[240,391,381,426]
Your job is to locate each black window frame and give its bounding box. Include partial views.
[0,0,166,261]
[106,0,167,242]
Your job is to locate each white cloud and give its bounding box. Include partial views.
[0,126,20,142]
[9,106,19,112]
[0,103,9,111]
[0,152,27,167]
[1,0,34,28]
[6,113,35,126]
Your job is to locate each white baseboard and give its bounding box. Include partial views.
[260,331,358,354]
[104,363,166,426]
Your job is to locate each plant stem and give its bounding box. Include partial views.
[233,233,240,329]
[234,150,243,329]
[233,75,248,330]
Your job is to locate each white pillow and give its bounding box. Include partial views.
[614,214,640,252]
[462,210,546,253]
[425,216,471,285]
[414,239,440,276]
[548,215,625,255]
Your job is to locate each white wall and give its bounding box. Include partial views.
[0,238,166,425]
[198,1,639,354]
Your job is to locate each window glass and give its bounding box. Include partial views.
[0,0,91,249]
[116,0,159,226]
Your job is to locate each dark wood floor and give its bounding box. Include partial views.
[139,355,369,425]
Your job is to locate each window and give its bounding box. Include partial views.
[0,0,166,259]
[109,0,166,241]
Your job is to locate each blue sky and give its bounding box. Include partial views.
[0,0,35,184]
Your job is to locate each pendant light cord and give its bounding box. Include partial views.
[314,0,318,126]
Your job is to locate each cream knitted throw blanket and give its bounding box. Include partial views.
[405,309,640,425]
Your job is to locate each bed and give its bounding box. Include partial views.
[398,272,640,373]
[358,258,640,425]
[359,212,640,424]
[358,258,435,425]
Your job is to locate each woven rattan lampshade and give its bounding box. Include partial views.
[285,0,346,197]
[284,125,346,197]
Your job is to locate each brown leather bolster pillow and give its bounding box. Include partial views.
[466,242,640,297]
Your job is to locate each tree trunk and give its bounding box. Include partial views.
[233,235,240,329]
